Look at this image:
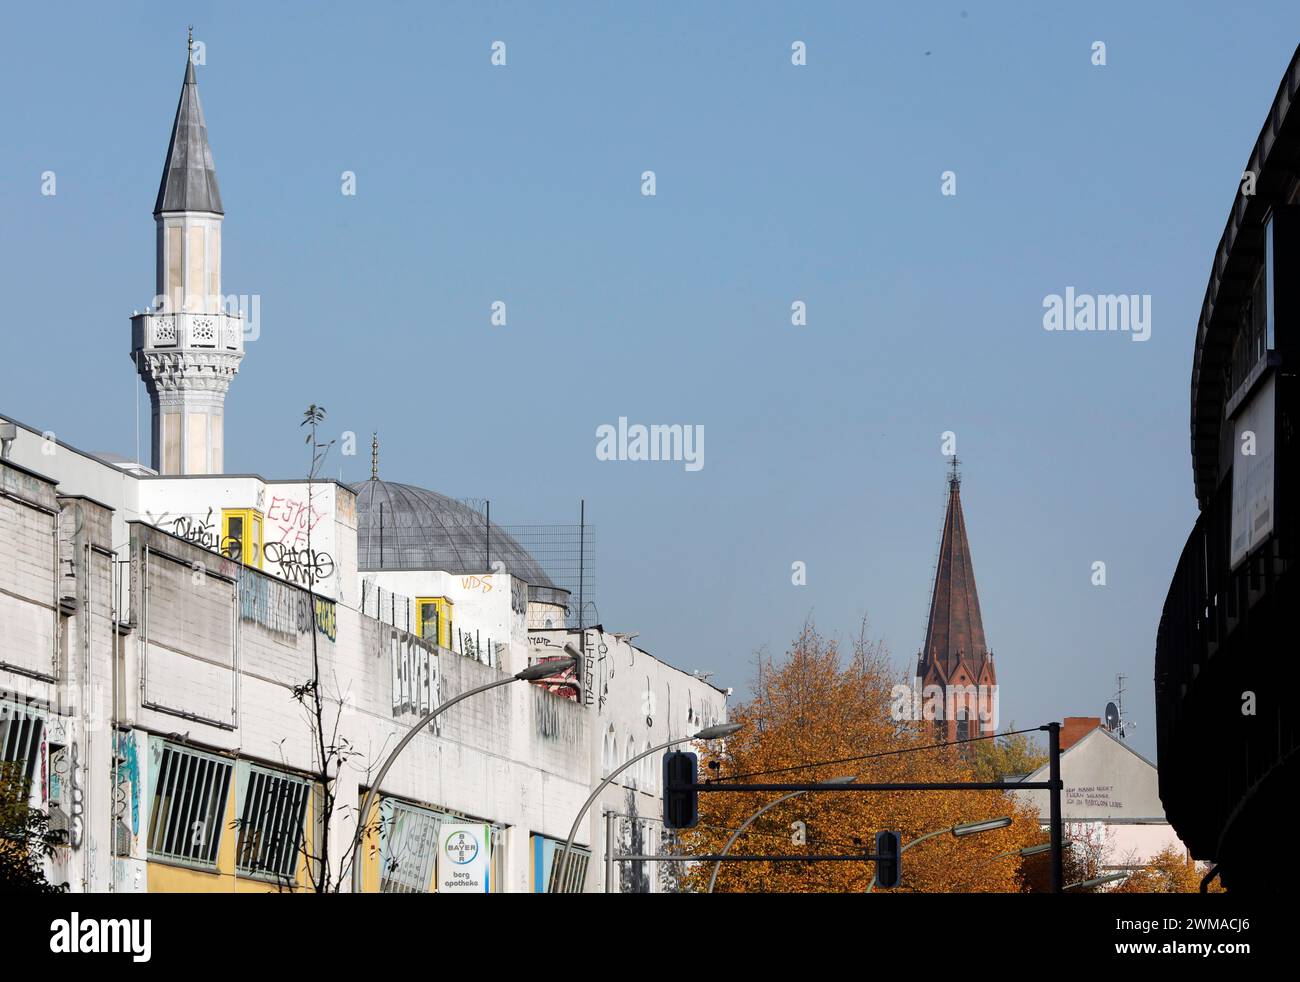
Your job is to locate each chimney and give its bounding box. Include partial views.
[1061,716,1102,751]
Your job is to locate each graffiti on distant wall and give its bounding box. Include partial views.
[389,628,440,727]
[1065,785,1124,810]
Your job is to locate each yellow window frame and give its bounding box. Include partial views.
[221,508,264,568]
[416,597,453,649]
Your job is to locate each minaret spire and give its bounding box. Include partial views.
[130,38,243,475]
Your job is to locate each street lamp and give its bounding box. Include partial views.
[550,721,744,893]
[867,816,1013,892]
[1066,872,1130,891]
[961,841,1054,888]
[349,646,579,893]
[706,775,857,893]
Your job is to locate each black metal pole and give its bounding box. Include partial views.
[687,781,1054,793]
[578,498,585,661]
[1048,721,1064,893]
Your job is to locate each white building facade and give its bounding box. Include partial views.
[0,43,725,894]
[1011,722,1187,875]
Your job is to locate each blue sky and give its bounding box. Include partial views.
[3,2,1297,756]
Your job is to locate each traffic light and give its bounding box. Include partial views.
[874,830,901,889]
[662,751,699,829]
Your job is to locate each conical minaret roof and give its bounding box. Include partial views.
[153,37,223,216]
[920,458,990,680]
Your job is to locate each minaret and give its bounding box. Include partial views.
[130,31,243,475]
[916,458,998,744]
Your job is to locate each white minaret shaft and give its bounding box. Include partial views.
[130,35,244,475]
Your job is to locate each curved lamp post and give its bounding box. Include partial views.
[550,721,744,893]
[970,841,1052,872]
[350,647,579,893]
[1066,871,1129,891]
[867,815,1013,892]
[706,775,857,893]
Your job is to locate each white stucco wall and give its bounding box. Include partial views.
[1013,727,1187,869]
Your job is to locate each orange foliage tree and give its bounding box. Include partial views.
[678,624,1041,893]
[1112,845,1222,893]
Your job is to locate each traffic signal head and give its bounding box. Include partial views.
[874,830,901,889]
[662,751,699,829]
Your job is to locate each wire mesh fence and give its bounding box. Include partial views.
[501,524,595,617]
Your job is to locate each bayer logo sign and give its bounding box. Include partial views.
[444,830,480,865]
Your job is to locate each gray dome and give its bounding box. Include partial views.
[350,480,567,601]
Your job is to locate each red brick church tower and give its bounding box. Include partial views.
[916,458,998,743]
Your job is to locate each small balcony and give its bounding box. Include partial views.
[131,310,245,354]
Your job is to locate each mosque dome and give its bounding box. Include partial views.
[350,479,569,607]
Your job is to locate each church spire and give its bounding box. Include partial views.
[154,30,223,217]
[918,458,997,741]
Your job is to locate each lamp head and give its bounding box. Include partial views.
[516,654,577,682]
[952,816,1014,837]
[693,722,743,740]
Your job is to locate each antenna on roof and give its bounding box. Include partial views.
[1105,674,1135,740]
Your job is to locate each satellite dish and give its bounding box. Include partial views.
[1104,702,1121,732]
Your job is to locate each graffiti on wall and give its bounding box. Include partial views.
[533,686,580,744]
[1065,785,1124,810]
[389,628,440,727]
[265,495,326,548]
[238,571,337,642]
[111,731,140,856]
[50,743,83,849]
[460,574,494,593]
[298,594,337,642]
[264,542,335,587]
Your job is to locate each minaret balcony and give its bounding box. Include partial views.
[131,310,245,355]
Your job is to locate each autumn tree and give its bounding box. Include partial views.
[678,623,1040,893]
[967,727,1047,782]
[1112,845,1220,894]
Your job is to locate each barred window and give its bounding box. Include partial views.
[534,835,590,893]
[0,703,43,786]
[147,744,232,869]
[236,766,310,881]
[380,799,441,893]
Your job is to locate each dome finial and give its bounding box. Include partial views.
[370,432,379,480]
